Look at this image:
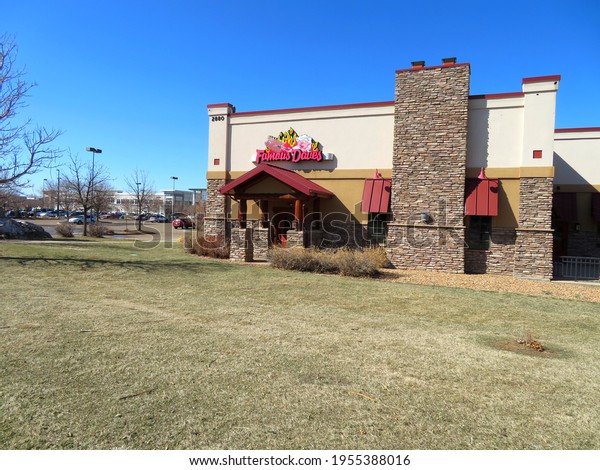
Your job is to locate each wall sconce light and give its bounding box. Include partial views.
[419,212,433,224]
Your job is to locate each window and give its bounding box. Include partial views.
[368,213,389,246]
[467,216,492,250]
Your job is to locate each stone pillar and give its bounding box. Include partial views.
[513,177,554,279]
[230,226,254,262]
[387,61,470,273]
[253,227,270,260]
[204,179,229,240]
[285,230,304,248]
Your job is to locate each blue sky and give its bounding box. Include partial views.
[3,0,600,197]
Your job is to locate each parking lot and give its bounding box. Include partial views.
[31,218,192,243]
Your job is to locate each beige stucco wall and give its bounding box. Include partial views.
[467,97,524,168]
[554,130,600,185]
[227,104,394,174]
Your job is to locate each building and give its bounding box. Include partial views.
[204,58,600,279]
[111,189,198,215]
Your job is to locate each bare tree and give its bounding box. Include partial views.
[0,35,62,188]
[0,186,22,213]
[62,153,110,236]
[125,169,155,231]
[91,182,114,221]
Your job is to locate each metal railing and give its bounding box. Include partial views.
[554,256,600,281]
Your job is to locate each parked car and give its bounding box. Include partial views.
[172,217,195,229]
[68,215,97,225]
[148,215,168,223]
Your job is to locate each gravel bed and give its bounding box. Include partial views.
[381,268,600,303]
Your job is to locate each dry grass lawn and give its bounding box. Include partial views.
[1,239,599,449]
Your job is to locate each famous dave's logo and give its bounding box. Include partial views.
[255,128,324,164]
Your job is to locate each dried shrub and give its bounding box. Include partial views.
[517,331,545,352]
[193,234,230,259]
[87,224,113,238]
[269,247,387,277]
[55,222,74,238]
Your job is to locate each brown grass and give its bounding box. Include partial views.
[1,240,599,450]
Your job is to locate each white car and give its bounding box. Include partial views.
[68,215,97,225]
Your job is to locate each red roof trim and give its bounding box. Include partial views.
[219,163,334,198]
[469,92,524,100]
[555,127,600,133]
[207,103,234,109]
[233,101,394,117]
[396,62,470,73]
[522,75,561,84]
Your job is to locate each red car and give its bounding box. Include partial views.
[172,217,195,229]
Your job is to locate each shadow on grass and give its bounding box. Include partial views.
[0,256,240,273]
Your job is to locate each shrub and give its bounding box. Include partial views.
[193,234,230,259]
[87,224,113,238]
[269,247,387,277]
[55,222,74,238]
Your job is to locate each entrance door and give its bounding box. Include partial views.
[552,221,569,260]
[271,206,295,246]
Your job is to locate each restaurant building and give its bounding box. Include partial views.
[204,58,600,279]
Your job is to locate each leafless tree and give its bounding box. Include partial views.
[125,169,155,231]
[62,153,110,236]
[0,186,22,213]
[0,34,62,188]
[91,182,114,220]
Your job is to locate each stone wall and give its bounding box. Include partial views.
[386,224,465,273]
[514,230,554,279]
[388,63,470,272]
[464,228,516,275]
[567,230,600,258]
[514,177,554,279]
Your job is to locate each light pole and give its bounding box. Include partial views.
[57,169,61,217]
[136,181,141,231]
[43,179,48,208]
[170,176,178,218]
[85,147,102,221]
[189,187,204,226]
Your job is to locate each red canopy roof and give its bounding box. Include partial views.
[219,163,334,198]
[465,178,499,216]
[361,178,392,213]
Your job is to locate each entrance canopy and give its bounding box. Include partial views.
[219,163,334,199]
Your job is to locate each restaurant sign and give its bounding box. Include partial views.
[255,128,324,164]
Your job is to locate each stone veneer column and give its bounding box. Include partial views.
[204,179,229,240]
[386,62,470,273]
[230,226,253,262]
[513,177,554,279]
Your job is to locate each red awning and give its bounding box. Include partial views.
[553,192,578,221]
[592,193,600,221]
[465,178,499,216]
[361,178,392,213]
[219,163,334,198]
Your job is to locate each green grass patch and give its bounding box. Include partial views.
[1,240,599,449]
